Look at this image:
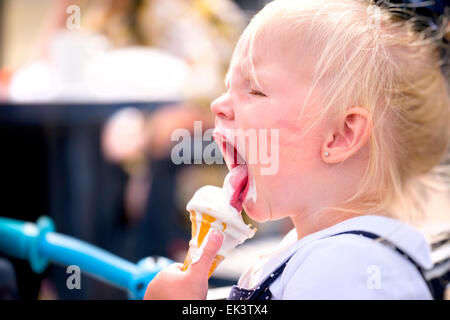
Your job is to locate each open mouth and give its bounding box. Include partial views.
[214,132,250,213]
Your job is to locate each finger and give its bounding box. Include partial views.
[188,229,223,277]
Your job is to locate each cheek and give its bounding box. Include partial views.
[244,129,320,221]
[277,120,321,167]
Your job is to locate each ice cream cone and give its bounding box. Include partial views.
[181,206,256,278]
[181,244,225,278]
[181,210,224,277]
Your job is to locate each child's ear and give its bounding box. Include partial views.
[321,107,373,163]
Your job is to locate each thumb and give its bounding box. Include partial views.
[189,229,223,277]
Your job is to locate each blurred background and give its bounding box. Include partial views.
[0,0,449,300]
[0,0,293,300]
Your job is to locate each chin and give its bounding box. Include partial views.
[243,202,270,223]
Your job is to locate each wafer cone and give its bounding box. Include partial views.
[181,210,226,278]
[182,185,257,278]
[182,246,224,278]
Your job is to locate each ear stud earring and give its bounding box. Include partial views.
[324,151,329,157]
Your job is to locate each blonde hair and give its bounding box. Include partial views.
[234,0,450,224]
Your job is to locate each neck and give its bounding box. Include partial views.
[290,209,363,240]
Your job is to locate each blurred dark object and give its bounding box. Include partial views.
[0,257,19,300]
[374,1,450,85]
[376,1,450,42]
[0,101,167,299]
[134,157,184,260]
[232,0,268,12]
[0,121,48,299]
[427,230,450,300]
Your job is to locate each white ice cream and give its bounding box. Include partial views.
[186,174,256,258]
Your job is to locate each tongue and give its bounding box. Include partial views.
[228,164,248,212]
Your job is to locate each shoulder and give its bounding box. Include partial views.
[280,233,432,299]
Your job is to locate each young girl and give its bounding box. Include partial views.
[144,0,450,299]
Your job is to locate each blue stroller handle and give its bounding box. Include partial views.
[0,215,173,299]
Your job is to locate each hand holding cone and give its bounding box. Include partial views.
[182,186,257,278]
[182,211,226,278]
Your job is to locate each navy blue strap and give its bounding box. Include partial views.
[245,258,290,300]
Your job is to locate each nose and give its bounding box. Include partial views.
[210,92,234,121]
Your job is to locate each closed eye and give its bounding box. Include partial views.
[249,89,267,97]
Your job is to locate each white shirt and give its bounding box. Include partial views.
[237,215,433,299]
